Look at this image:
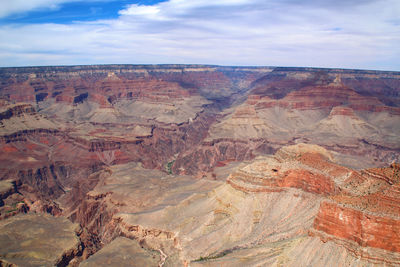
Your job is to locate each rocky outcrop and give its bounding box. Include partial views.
[0,179,29,220]
[173,138,262,175]
[226,147,338,195]
[329,106,358,116]
[80,237,161,267]
[0,213,82,267]
[221,144,400,265]
[16,164,66,198]
[312,201,400,264]
[0,179,17,203]
[0,103,35,120]
[308,163,400,265]
[313,201,400,249]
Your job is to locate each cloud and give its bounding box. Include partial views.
[282,0,384,8]
[0,0,399,70]
[119,4,161,17]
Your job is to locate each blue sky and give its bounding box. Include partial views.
[0,0,399,70]
[0,1,166,24]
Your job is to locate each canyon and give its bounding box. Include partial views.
[0,64,399,266]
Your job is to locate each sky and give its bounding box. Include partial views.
[0,0,399,70]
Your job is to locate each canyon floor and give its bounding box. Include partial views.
[0,65,399,266]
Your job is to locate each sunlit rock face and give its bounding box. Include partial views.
[0,65,399,266]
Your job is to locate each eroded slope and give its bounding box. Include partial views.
[0,65,399,266]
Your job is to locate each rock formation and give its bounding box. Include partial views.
[0,213,82,266]
[93,144,399,266]
[0,64,399,266]
[80,237,161,267]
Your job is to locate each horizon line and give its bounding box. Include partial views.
[0,63,399,74]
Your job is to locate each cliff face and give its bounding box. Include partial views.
[176,67,400,175]
[0,65,266,105]
[81,144,399,266]
[311,163,400,264]
[313,202,400,256]
[0,65,399,266]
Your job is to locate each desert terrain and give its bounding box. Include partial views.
[0,64,399,266]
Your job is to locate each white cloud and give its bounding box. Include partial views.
[0,0,399,70]
[118,4,161,18]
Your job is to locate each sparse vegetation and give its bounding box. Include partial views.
[166,160,175,175]
[193,256,206,262]
[6,201,24,213]
[6,207,18,213]
[193,250,232,262]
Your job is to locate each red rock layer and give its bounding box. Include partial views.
[223,145,400,263]
[334,167,400,218]
[311,164,400,264]
[248,68,400,114]
[226,150,338,195]
[0,103,36,120]
[280,169,336,195]
[313,201,400,253]
[329,106,357,116]
[250,84,396,113]
[0,66,267,107]
[296,152,350,178]
[251,67,400,108]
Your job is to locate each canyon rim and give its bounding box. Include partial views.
[0,64,399,266]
